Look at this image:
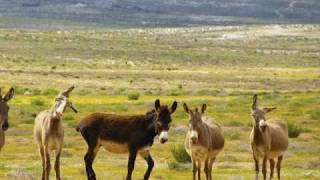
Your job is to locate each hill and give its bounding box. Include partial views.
[0,0,319,28]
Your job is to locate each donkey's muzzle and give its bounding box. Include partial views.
[159,131,168,144]
[190,137,198,144]
[2,122,9,131]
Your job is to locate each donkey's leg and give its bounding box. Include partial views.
[204,159,209,180]
[54,148,62,180]
[209,158,216,180]
[139,150,154,180]
[262,157,267,180]
[126,148,138,180]
[269,159,275,180]
[192,160,197,180]
[253,154,259,180]
[39,146,45,180]
[276,156,283,180]
[44,147,51,180]
[81,129,99,180]
[84,145,100,180]
[197,160,201,180]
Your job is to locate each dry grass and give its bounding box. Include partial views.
[0,24,319,179]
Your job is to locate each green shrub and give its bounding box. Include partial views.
[116,88,126,95]
[226,120,243,127]
[78,89,92,95]
[32,89,41,95]
[171,143,191,163]
[195,89,220,96]
[169,89,186,96]
[288,122,302,138]
[225,131,241,141]
[14,86,29,95]
[310,110,320,121]
[42,88,59,95]
[31,99,45,106]
[63,114,75,121]
[167,161,191,171]
[169,90,181,96]
[128,92,140,100]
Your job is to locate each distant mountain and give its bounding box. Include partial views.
[0,0,319,27]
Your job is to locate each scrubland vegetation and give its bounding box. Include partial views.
[0,24,320,179]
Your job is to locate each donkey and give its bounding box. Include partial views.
[76,99,177,180]
[34,86,78,180]
[250,94,288,180]
[183,103,224,180]
[0,87,14,151]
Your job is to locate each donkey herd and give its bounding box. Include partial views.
[0,86,289,180]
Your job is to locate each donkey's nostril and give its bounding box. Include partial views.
[160,138,168,144]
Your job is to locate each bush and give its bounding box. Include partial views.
[226,120,243,127]
[42,88,59,95]
[288,122,302,138]
[310,110,320,121]
[225,131,241,141]
[128,92,140,100]
[14,86,29,95]
[31,99,45,106]
[63,114,75,121]
[167,161,191,171]
[169,90,181,96]
[32,89,41,95]
[171,143,191,163]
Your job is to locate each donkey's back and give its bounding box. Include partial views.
[77,112,149,133]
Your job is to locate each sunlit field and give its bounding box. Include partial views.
[1,24,320,179]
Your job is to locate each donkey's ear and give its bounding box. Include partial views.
[63,85,75,96]
[170,101,178,114]
[252,94,258,110]
[262,107,276,113]
[3,88,14,102]
[183,103,190,114]
[155,99,160,110]
[201,104,207,114]
[0,88,2,99]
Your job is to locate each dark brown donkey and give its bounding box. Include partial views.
[76,99,177,180]
[0,87,14,151]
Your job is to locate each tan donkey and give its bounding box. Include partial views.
[184,103,224,180]
[250,94,288,180]
[34,86,78,180]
